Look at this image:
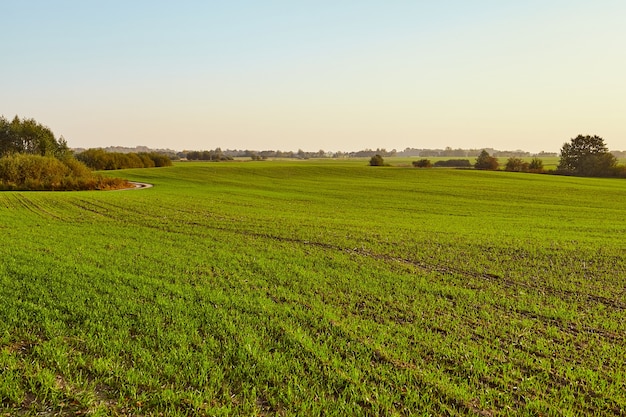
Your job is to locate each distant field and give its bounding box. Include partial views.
[1,160,625,415]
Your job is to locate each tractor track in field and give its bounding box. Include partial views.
[61,191,626,315]
[337,246,626,311]
[212,226,626,313]
[142,210,626,315]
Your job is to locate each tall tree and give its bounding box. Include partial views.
[0,115,70,158]
[558,135,616,177]
[474,150,499,170]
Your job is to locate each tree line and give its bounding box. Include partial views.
[0,153,130,191]
[0,116,130,190]
[0,115,71,159]
[76,148,172,170]
[185,148,233,161]
[384,135,624,178]
[178,148,398,160]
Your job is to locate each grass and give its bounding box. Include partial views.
[1,159,625,416]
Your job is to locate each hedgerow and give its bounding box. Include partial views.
[0,154,131,191]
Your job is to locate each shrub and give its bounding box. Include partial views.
[528,157,544,172]
[138,153,156,167]
[505,157,529,172]
[76,149,172,170]
[433,159,471,168]
[0,154,131,191]
[369,154,385,166]
[412,159,432,168]
[63,157,94,178]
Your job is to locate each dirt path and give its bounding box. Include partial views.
[116,182,153,191]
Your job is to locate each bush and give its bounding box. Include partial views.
[412,159,432,168]
[369,154,385,166]
[0,154,131,191]
[0,153,68,187]
[433,159,471,168]
[62,156,95,178]
[76,149,172,170]
[528,157,544,173]
[505,157,529,172]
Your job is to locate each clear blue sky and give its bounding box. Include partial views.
[2,1,625,152]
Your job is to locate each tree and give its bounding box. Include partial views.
[558,135,617,177]
[369,154,385,166]
[0,115,70,159]
[76,149,172,170]
[474,150,499,170]
[505,157,527,172]
[528,157,544,172]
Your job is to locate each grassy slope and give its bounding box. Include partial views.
[1,160,625,416]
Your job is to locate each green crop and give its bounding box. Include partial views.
[1,160,624,415]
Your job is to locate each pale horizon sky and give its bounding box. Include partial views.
[2,1,625,153]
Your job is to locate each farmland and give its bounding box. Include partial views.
[1,160,625,416]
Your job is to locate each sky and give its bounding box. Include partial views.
[2,1,625,153]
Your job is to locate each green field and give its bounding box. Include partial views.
[1,160,625,416]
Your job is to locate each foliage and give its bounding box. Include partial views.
[528,157,544,172]
[558,135,617,177]
[474,150,499,170]
[1,161,625,415]
[76,148,172,170]
[353,148,396,158]
[369,154,385,166]
[504,157,528,172]
[0,115,71,159]
[412,159,432,168]
[433,159,471,168]
[0,117,133,190]
[0,154,131,190]
[186,148,233,161]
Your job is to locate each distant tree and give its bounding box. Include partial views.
[412,159,432,168]
[504,157,528,172]
[441,147,467,157]
[369,154,385,166]
[356,148,395,158]
[558,135,617,177]
[138,153,156,167]
[147,152,173,167]
[528,157,544,172]
[185,148,232,161]
[537,151,557,157]
[611,150,626,159]
[474,150,499,170]
[433,159,471,168]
